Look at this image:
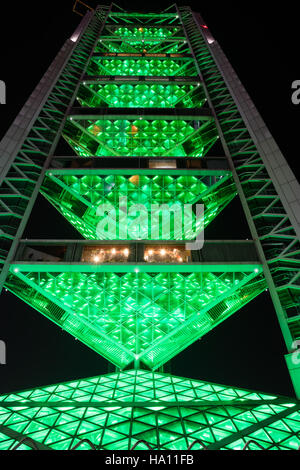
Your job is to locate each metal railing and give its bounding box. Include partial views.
[11,437,300,451]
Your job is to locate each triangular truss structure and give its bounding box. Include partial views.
[0,3,300,451]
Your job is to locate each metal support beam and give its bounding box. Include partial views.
[104,23,182,29]
[68,106,213,120]
[0,424,52,450]
[177,5,300,397]
[82,75,201,85]
[92,52,192,59]
[0,5,112,293]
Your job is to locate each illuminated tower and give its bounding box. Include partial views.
[0,4,300,451]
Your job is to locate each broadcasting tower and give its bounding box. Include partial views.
[0,3,299,451]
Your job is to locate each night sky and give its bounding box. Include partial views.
[0,1,299,398]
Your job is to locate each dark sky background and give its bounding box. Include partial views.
[0,1,299,399]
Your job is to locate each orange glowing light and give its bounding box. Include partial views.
[130,125,139,135]
[92,125,102,136]
[129,175,140,186]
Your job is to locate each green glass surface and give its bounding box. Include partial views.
[0,370,299,450]
[6,269,265,369]
[64,119,217,158]
[88,58,197,77]
[41,172,236,240]
[77,84,205,109]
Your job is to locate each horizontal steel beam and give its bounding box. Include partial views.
[0,398,292,408]
[10,264,263,274]
[46,168,230,176]
[109,12,178,18]
[50,156,223,160]
[68,106,213,120]
[17,240,256,246]
[50,156,230,171]
[13,240,261,271]
[82,75,201,85]
[97,36,185,43]
[92,52,192,60]
[104,23,182,29]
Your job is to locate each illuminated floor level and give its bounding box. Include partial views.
[87,57,197,77]
[6,266,265,370]
[0,370,299,450]
[64,118,217,158]
[41,170,236,240]
[77,83,205,109]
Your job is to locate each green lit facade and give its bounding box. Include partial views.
[64,118,216,158]
[6,267,265,370]
[0,4,300,451]
[1,371,300,451]
[41,170,235,240]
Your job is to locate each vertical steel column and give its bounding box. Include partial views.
[0,4,112,293]
[177,5,300,397]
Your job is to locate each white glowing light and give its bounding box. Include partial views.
[70,33,80,43]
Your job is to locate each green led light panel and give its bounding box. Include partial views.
[78,84,205,109]
[100,26,184,53]
[0,370,299,450]
[6,269,265,369]
[112,27,178,40]
[88,58,197,77]
[41,172,236,240]
[64,119,217,158]
[95,42,181,55]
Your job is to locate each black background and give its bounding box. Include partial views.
[0,1,299,398]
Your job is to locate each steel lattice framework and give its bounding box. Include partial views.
[0,4,111,286]
[177,5,300,395]
[0,3,300,451]
[0,370,300,451]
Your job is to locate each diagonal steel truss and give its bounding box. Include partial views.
[0,3,299,398]
[0,5,112,289]
[177,5,300,396]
